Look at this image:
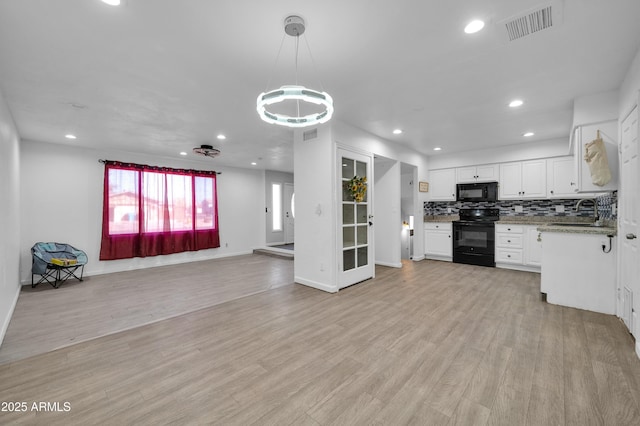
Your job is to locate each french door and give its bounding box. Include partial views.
[338,148,374,289]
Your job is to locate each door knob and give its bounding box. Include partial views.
[627,233,637,240]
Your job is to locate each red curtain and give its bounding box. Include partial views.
[99,161,220,260]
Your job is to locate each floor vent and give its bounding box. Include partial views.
[303,128,318,141]
[500,2,562,42]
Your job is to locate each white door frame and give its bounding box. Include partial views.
[337,146,375,289]
[618,102,639,345]
[283,183,295,244]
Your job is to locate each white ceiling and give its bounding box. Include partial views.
[1,0,639,173]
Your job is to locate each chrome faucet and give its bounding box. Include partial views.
[575,198,600,223]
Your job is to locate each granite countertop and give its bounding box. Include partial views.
[536,222,617,236]
[424,215,617,235]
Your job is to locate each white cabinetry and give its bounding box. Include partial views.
[428,169,456,201]
[525,227,543,267]
[541,231,616,314]
[499,160,546,200]
[424,222,452,261]
[574,123,619,193]
[456,164,499,183]
[495,224,541,272]
[546,157,578,198]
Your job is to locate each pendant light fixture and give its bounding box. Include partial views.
[256,15,334,128]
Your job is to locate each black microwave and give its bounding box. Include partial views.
[456,182,498,202]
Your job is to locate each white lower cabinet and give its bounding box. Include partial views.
[541,231,616,314]
[495,224,541,272]
[424,222,452,261]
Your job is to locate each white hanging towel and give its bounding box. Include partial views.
[584,135,612,186]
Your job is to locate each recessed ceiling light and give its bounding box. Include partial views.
[180,152,187,156]
[464,20,485,34]
[65,134,77,140]
[217,134,226,140]
[251,162,257,166]
[523,132,535,137]
[433,147,442,151]
[101,0,121,5]
[392,129,402,135]
[509,99,524,108]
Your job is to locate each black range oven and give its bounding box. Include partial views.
[453,208,499,267]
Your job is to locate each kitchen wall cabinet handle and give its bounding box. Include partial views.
[627,233,638,240]
[550,190,554,194]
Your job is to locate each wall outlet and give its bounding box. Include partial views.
[555,205,565,213]
[447,207,452,213]
[514,205,523,213]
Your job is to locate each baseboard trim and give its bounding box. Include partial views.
[0,284,20,348]
[425,255,453,262]
[412,255,425,262]
[294,276,338,293]
[495,263,541,274]
[636,341,640,360]
[375,261,403,268]
[21,250,255,285]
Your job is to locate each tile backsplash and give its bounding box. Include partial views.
[424,191,617,219]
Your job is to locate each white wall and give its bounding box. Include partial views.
[293,124,337,292]
[0,88,21,347]
[374,158,401,268]
[428,138,569,170]
[620,47,640,119]
[19,140,266,282]
[264,170,294,245]
[573,90,619,127]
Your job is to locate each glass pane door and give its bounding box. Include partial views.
[338,148,374,288]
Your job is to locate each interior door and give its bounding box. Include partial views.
[619,105,639,335]
[283,183,294,244]
[338,148,374,289]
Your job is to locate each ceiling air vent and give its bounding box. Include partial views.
[499,1,563,42]
[303,128,318,141]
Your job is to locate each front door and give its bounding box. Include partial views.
[619,105,639,336]
[338,148,374,289]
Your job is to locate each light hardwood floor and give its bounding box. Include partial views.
[0,254,293,364]
[2,257,640,425]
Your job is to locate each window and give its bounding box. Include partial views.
[272,183,282,231]
[100,161,219,260]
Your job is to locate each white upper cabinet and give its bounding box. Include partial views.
[428,169,456,201]
[574,123,619,193]
[456,164,499,183]
[546,156,578,198]
[499,160,546,200]
[499,162,523,199]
